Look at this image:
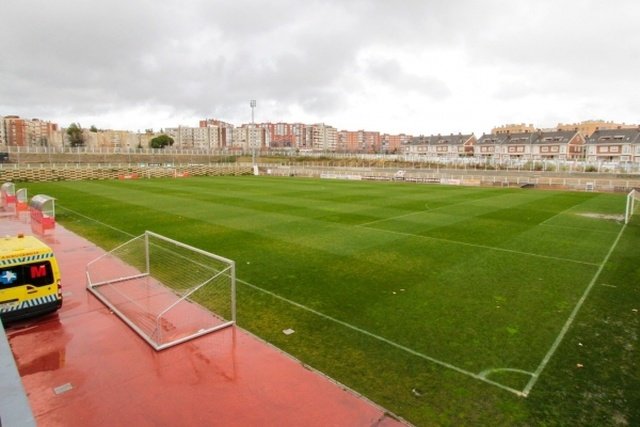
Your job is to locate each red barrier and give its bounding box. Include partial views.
[118,173,140,180]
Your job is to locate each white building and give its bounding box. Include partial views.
[0,116,5,147]
[307,123,337,151]
[233,124,266,151]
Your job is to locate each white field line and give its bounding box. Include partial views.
[521,223,627,397]
[60,204,528,396]
[538,203,580,226]
[478,367,535,380]
[539,222,619,235]
[357,191,516,227]
[59,206,137,238]
[359,209,432,227]
[237,277,526,397]
[357,225,599,267]
[358,194,606,266]
[539,201,622,234]
[66,203,622,397]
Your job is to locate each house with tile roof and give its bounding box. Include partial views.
[530,130,585,160]
[476,130,584,161]
[404,133,476,157]
[474,133,510,159]
[585,128,640,163]
[499,132,537,160]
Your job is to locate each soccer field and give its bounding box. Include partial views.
[23,176,638,426]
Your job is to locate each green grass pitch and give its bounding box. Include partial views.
[24,176,639,426]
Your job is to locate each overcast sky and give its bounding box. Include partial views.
[1,0,639,136]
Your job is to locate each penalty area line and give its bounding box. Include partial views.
[357,225,599,267]
[238,277,526,397]
[521,223,627,397]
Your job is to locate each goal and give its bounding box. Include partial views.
[86,231,235,350]
[625,189,640,224]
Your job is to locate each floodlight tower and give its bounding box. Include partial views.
[250,99,256,124]
[250,100,257,166]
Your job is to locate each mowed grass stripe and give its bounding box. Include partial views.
[360,188,622,264]
[52,178,589,263]
[24,178,626,396]
[124,177,517,226]
[58,179,393,225]
[55,190,599,388]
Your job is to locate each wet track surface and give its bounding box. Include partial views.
[1,214,405,426]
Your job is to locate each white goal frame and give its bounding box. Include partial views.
[625,189,639,224]
[86,231,236,351]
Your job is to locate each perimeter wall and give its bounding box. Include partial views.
[1,161,639,193]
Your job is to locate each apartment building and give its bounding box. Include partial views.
[0,116,5,147]
[199,118,234,148]
[557,120,637,137]
[258,122,306,149]
[2,116,58,147]
[4,116,27,146]
[337,130,382,153]
[83,130,140,150]
[381,134,411,153]
[233,124,267,151]
[30,118,58,146]
[164,126,225,150]
[492,123,535,135]
[304,124,337,152]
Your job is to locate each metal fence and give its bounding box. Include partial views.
[2,145,640,175]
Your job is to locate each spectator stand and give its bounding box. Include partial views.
[29,194,56,235]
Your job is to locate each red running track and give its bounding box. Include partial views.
[1,216,407,427]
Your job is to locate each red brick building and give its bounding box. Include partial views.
[3,116,58,147]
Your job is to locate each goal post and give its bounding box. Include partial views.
[625,189,640,224]
[86,231,235,351]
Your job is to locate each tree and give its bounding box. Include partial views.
[66,123,85,147]
[149,134,174,149]
[90,125,99,132]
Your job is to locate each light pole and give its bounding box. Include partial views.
[250,100,257,166]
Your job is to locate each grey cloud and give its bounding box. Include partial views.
[1,0,469,125]
[1,0,639,132]
[364,57,451,98]
[467,0,640,81]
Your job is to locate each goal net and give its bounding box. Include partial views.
[86,231,235,351]
[625,189,640,225]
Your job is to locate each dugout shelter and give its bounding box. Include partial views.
[29,194,56,232]
[1,182,16,209]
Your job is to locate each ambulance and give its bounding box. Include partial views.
[0,234,62,323]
